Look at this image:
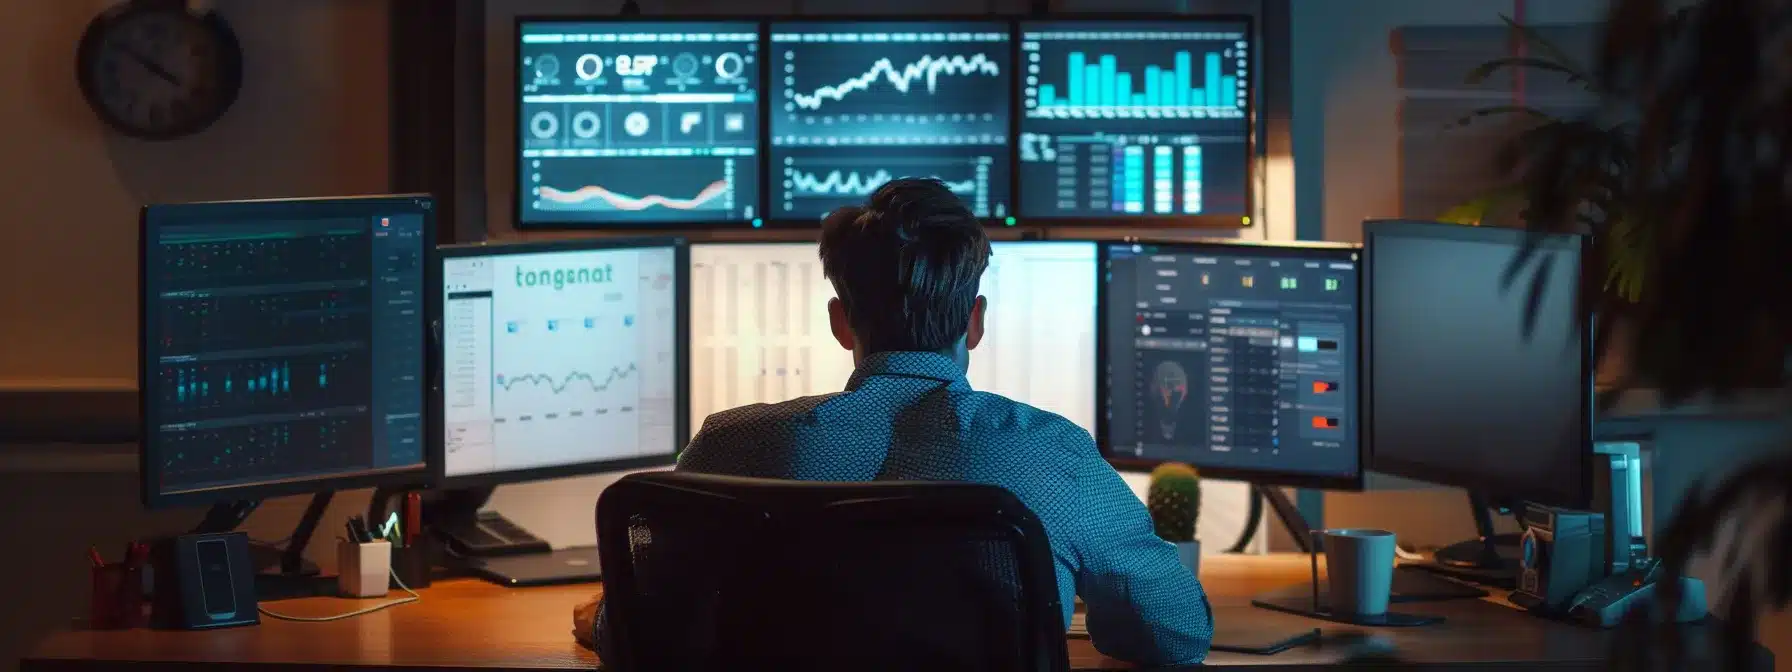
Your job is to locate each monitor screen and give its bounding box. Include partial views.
[516,21,762,227]
[689,241,1095,432]
[1100,241,1360,487]
[1364,221,1590,509]
[439,240,685,481]
[769,21,1012,222]
[1017,19,1252,224]
[139,196,433,508]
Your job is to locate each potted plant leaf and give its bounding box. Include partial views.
[1147,462,1202,576]
[1478,1,1792,668]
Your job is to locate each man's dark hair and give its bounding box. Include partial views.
[819,177,991,354]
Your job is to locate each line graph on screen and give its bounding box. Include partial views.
[791,54,1001,110]
[536,181,729,212]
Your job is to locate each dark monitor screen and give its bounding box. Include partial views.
[1364,220,1592,509]
[516,20,763,227]
[1017,18,1252,226]
[769,20,1012,222]
[139,196,434,508]
[436,239,687,485]
[1100,241,1361,489]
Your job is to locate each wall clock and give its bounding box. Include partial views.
[76,0,244,141]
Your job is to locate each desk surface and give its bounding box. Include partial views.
[22,554,1759,670]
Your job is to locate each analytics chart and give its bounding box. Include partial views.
[688,241,1096,433]
[441,245,680,477]
[517,21,762,226]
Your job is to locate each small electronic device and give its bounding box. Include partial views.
[1097,240,1362,490]
[433,237,689,586]
[1015,17,1254,227]
[515,19,763,227]
[768,20,1013,222]
[1563,559,1709,628]
[150,532,258,630]
[1511,504,1606,613]
[688,241,1098,433]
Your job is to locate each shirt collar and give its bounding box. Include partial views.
[846,351,972,392]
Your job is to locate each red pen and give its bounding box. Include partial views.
[89,547,106,568]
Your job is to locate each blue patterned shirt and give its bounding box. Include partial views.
[669,351,1214,665]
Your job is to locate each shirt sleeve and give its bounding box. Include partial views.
[1070,446,1214,666]
[593,597,614,667]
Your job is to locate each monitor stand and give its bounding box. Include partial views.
[1400,493,1521,589]
[192,493,339,600]
[426,486,602,587]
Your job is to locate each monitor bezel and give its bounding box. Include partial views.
[1009,14,1258,230]
[430,236,691,489]
[1360,219,1595,510]
[138,194,440,510]
[760,16,1021,229]
[1094,237,1366,491]
[511,16,773,231]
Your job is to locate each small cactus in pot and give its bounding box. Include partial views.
[1148,462,1203,576]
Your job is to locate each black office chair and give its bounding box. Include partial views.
[596,471,1070,672]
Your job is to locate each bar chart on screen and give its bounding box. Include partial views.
[688,242,1097,435]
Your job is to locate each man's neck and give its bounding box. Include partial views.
[853,346,969,372]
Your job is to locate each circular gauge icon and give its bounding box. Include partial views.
[533,54,560,81]
[672,52,699,78]
[715,52,745,79]
[624,111,650,137]
[529,110,559,139]
[571,110,601,139]
[574,53,603,80]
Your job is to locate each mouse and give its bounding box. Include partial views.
[1323,632,1401,662]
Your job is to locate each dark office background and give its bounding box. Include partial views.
[0,1,1784,671]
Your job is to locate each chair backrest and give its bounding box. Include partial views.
[596,471,1069,672]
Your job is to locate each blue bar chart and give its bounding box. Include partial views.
[1037,51,1237,113]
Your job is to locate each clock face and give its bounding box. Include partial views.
[77,6,242,140]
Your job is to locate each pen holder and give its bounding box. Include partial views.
[89,565,128,630]
[337,540,391,598]
[389,543,432,590]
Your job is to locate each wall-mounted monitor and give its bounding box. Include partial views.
[1016,18,1254,227]
[768,20,1013,223]
[515,19,764,228]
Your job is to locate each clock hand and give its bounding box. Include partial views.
[123,47,182,87]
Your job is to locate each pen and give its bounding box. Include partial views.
[89,547,106,568]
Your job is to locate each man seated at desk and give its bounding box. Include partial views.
[576,178,1213,666]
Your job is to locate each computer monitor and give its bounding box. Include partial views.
[1097,240,1362,490]
[515,19,763,227]
[1016,17,1253,227]
[436,238,687,485]
[431,237,686,586]
[768,19,1013,222]
[689,240,1096,432]
[139,195,434,510]
[1363,220,1593,511]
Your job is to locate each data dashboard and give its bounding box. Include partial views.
[1101,242,1359,481]
[770,21,1012,221]
[439,242,681,479]
[517,21,761,227]
[140,199,430,504]
[689,241,1095,433]
[1018,20,1252,223]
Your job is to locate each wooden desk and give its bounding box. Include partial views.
[22,554,1763,670]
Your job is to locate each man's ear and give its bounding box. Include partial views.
[828,297,855,351]
[966,295,986,350]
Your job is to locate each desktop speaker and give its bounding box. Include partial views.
[150,531,259,630]
[1511,504,1605,613]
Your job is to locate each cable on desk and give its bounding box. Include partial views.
[257,567,420,622]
